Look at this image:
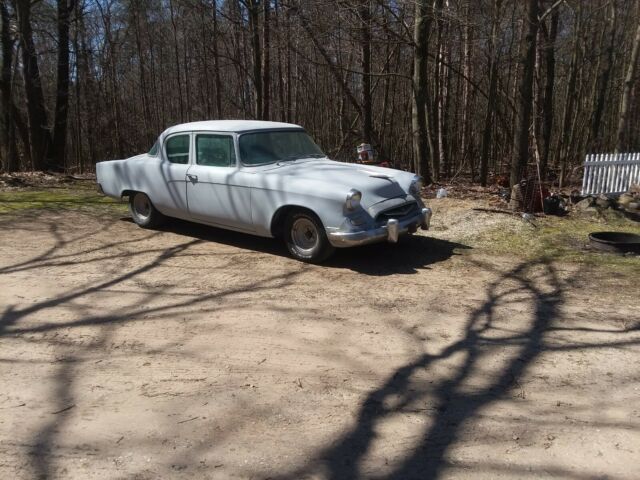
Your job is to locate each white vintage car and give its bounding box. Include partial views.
[96,120,432,262]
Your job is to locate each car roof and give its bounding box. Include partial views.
[162,120,303,136]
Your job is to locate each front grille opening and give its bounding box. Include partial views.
[375,202,419,223]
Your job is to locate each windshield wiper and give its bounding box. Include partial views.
[278,155,301,163]
[277,153,325,164]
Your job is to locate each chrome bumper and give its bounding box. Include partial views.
[327,207,432,248]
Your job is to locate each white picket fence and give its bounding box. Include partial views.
[581,153,640,195]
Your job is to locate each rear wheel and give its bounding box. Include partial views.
[129,192,165,228]
[284,211,334,263]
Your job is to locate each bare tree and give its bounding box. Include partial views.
[480,0,503,186]
[591,1,617,152]
[539,4,559,177]
[16,0,51,170]
[262,0,271,119]
[1,0,639,180]
[0,0,18,172]
[247,0,262,119]
[51,0,76,170]
[511,0,539,187]
[411,0,434,182]
[615,0,640,153]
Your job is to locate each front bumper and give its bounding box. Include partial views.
[327,207,432,248]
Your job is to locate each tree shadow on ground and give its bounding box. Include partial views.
[0,211,465,477]
[2,212,638,479]
[271,257,637,480]
[132,217,468,276]
[0,223,308,478]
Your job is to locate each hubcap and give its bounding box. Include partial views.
[133,194,151,219]
[291,217,319,253]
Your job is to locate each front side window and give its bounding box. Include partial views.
[196,134,235,167]
[239,130,325,166]
[165,134,190,164]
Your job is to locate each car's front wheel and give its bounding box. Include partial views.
[285,210,334,263]
[129,192,165,228]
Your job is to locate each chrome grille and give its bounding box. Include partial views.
[375,202,419,223]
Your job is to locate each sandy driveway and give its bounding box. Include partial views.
[1,207,639,479]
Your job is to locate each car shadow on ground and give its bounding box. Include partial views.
[325,235,470,275]
[128,217,469,275]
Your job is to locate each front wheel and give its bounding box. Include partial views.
[285,211,335,263]
[129,192,165,228]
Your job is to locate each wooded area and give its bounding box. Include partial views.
[1,0,640,187]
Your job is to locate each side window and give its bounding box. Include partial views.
[165,135,190,164]
[196,134,235,167]
[148,140,159,156]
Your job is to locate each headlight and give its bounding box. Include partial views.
[409,177,423,196]
[345,189,362,210]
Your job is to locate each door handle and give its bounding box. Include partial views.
[187,174,198,183]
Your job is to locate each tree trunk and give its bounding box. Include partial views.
[510,0,539,187]
[262,0,271,119]
[182,20,191,122]
[359,0,373,144]
[168,0,184,122]
[132,3,151,137]
[480,0,502,186]
[52,0,75,171]
[0,0,18,172]
[77,13,97,165]
[16,0,51,171]
[411,0,434,182]
[248,0,262,119]
[459,3,471,176]
[212,2,223,118]
[591,2,616,151]
[615,3,640,153]
[71,8,82,173]
[540,8,558,177]
[558,7,582,187]
[434,0,446,180]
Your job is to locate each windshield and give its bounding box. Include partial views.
[239,130,325,166]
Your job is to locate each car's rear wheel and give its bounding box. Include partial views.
[285,210,334,263]
[129,192,164,228]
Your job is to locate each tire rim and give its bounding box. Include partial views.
[291,217,319,253]
[133,194,151,219]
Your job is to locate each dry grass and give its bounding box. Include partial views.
[424,197,640,273]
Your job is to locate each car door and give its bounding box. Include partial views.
[186,133,253,231]
[150,132,191,219]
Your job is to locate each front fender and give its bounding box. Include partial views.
[250,188,346,237]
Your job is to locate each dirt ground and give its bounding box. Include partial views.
[1,191,639,479]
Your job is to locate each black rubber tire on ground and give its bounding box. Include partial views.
[128,192,165,228]
[284,210,335,263]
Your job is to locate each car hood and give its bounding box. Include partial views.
[249,159,415,208]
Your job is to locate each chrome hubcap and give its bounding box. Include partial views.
[133,194,151,219]
[291,218,319,253]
